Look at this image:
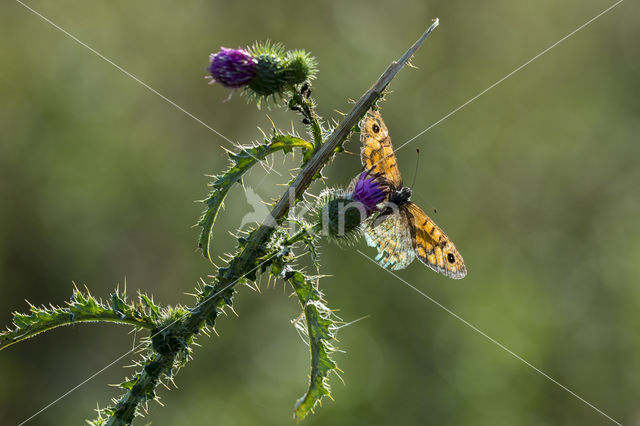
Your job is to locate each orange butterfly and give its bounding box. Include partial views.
[360,110,467,279]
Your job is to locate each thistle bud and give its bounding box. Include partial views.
[206,42,317,104]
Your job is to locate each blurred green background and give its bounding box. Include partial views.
[1,0,638,425]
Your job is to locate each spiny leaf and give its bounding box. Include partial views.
[286,270,339,421]
[139,294,160,321]
[0,288,158,351]
[197,133,312,260]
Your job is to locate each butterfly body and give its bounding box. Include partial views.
[387,186,412,207]
[359,110,467,279]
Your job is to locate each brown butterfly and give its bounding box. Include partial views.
[360,110,467,279]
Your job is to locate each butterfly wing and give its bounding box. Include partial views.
[359,110,403,189]
[364,211,416,270]
[406,202,466,279]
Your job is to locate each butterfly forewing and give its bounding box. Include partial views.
[359,110,403,189]
[406,203,466,279]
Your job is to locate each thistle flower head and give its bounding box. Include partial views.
[207,48,256,88]
[311,172,386,245]
[351,171,386,214]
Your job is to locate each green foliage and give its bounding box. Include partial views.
[285,269,339,420]
[1,27,429,424]
[0,286,157,351]
[197,133,313,260]
[0,286,193,425]
[288,85,324,152]
[90,305,194,425]
[87,352,176,426]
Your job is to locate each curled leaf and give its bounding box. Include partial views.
[198,134,312,260]
[287,270,339,420]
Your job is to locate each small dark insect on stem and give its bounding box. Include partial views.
[289,83,323,148]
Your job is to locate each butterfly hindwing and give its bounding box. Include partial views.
[359,110,403,189]
[405,202,467,279]
[364,211,415,271]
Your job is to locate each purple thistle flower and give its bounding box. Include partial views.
[207,48,256,88]
[351,171,386,215]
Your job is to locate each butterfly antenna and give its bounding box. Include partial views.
[410,149,420,189]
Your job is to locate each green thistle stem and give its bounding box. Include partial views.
[0,20,442,425]
[290,87,323,152]
[284,223,322,247]
[104,350,178,426]
[261,20,440,226]
[104,20,439,423]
